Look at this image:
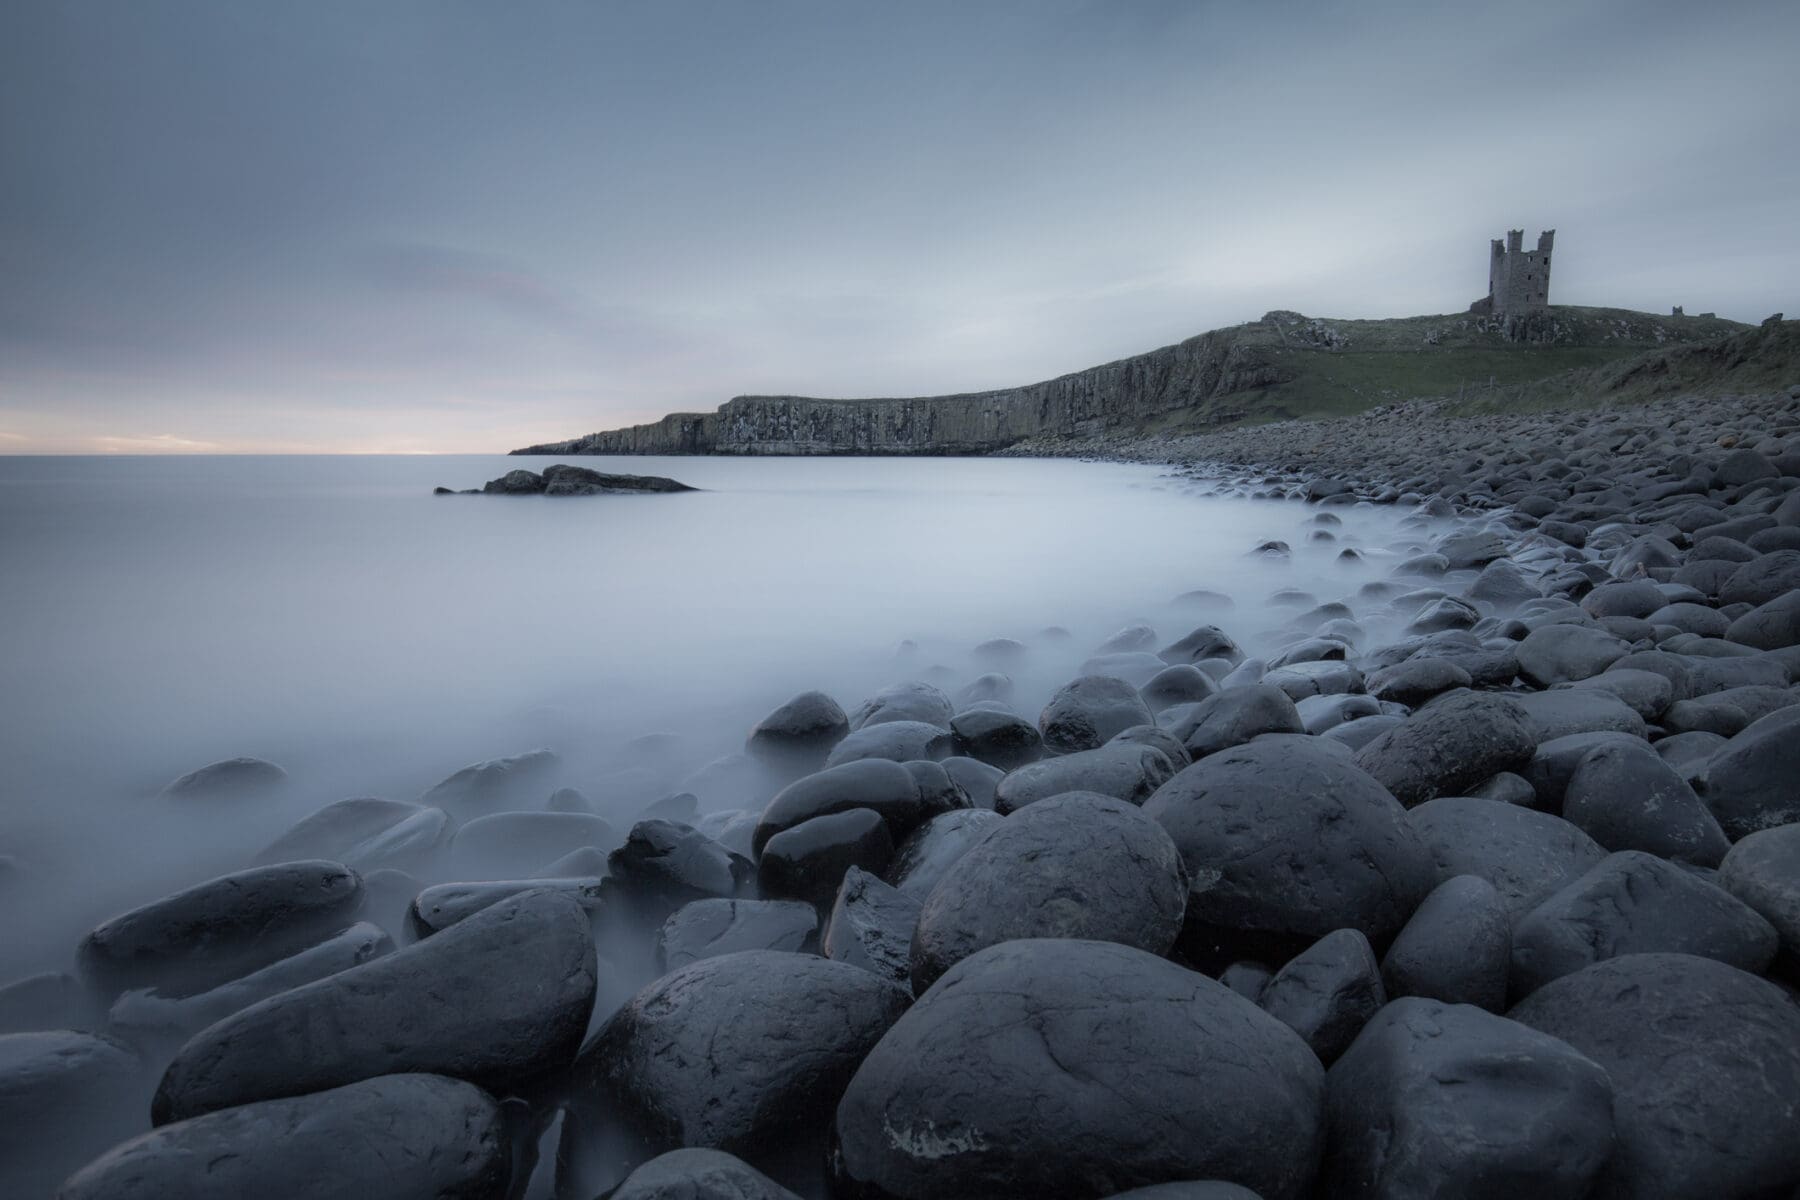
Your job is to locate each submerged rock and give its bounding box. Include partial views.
[157,756,286,801]
[0,1030,143,1199]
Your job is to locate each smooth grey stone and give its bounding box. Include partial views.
[419,748,559,818]
[910,793,1186,992]
[607,819,752,921]
[1516,624,1629,687]
[1261,659,1364,701]
[822,867,920,984]
[833,939,1324,1200]
[57,1073,508,1200]
[657,899,819,972]
[758,808,894,910]
[1295,693,1381,735]
[1108,723,1192,768]
[1579,579,1666,620]
[1407,797,1607,918]
[1352,691,1535,809]
[1161,685,1304,759]
[1512,688,1647,741]
[1366,658,1471,707]
[153,889,597,1124]
[1467,771,1536,807]
[948,707,1043,770]
[939,756,1001,810]
[1146,738,1431,968]
[849,682,954,731]
[824,720,954,767]
[1258,928,1384,1065]
[746,690,849,775]
[1726,589,1800,649]
[1217,961,1273,1005]
[1510,953,1800,1198]
[157,756,286,801]
[1157,624,1244,666]
[1718,823,1800,963]
[79,860,364,1000]
[1038,675,1155,755]
[883,809,1002,898]
[1719,550,1800,607]
[254,797,448,872]
[607,1148,803,1200]
[0,1030,143,1198]
[1324,998,1614,1200]
[754,759,961,855]
[1511,851,1776,995]
[1095,623,1159,655]
[1321,714,1406,751]
[581,950,908,1153]
[1140,664,1220,712]
[1381,875,1510,1011]
[1521,730,1645,808]
[1562,741,1729,865]
[992,742,1175,814]
[1695,705,1800,838]
[408,876,604,936]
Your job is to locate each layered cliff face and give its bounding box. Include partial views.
[512,307,1746,456]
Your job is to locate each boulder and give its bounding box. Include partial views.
[1351,692,1534,809]
[746,690,850,774]
[1515,625,1629,687]
[153,888,596,1123]
[1157,624,1243,666]
[0,1031,142,1199]
[79,860,364,1000]
[992,742,1175,813]
[1039,676,1155,755]
[1510,953,1800,1198]
[607,819,753,921]
[1407,797,1606,918]
[754,759,961,855]
[1380,875,1510,1011]
[407,876,605,936]
[606,1148,803,1200]
[948,708,1043,770]
[833,939,1324,1200]
[157,756,286,801]
[910,793,1187,992]
[1161,685,1304,759]
[1695,705,1800,838]
[883,809,1002,898]
[850,682,953,731]
[1257,928,1385,1065]
[822,867,922,984]
[758,808,895,910]
[1725,588,1800,649]
[1719,549,1800,606]
[1511,688,1647,741]
[1365,658,1471,707]
[419,749,559,818]
[253,797,448,872]
[1145,738,1431,967]
[56,1074,508,1200]
[825,720,955,767]
[1560,741,1730,865]
[581,950,909,1153]
[1323,999,1614,1200]
[657,899,819,972]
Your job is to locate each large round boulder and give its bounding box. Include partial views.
[1515,625,1630,687]
[1323,998,1615,1200]
[1039,675,1155,755]
[1350,692,1534,809]
[1144,738,1432,968]
[0,1031,143,1198]
[834,939,1324,1200]
[909,793,1187,991]
[1379,876,1510,1011]
[1406,798,1606,919]
[1718,822,1800,962]
[581,950,909,1153]
[57,1074,508,1200]
[991,742,1175,814]
[153,888,596,1123]
[747,690,851,774]
[754,759,962,855]
[883,809,1002,898]
[1162,685,1304,760]
[1560,740,1729,866]
[1696,706,1800,839]
[1509,953,1800,1198]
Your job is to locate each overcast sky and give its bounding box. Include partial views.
[2,0,1795,453]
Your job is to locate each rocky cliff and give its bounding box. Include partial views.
[512,307,1747,456]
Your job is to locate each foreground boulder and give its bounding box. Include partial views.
[1510,953,1800,1198]
[823,867,922,983]
[1560,740,1729,866]
[1257,928,1385,1065]
[1324,998,1614,1200]
[1039,675,1155,754]
[834,939,1324,1200]
[909,793,1186,991]
[1718,822,1800,963]
[607,1148,802,1200]
[153,888,596,1123]
[884,809,1002,897]
[1696,706,1800,839]
[1379,876,1510,1011]
[581,950,909,1153]
[1350,692,1534,809]
[1510,851,1777,995]
[1144,738,1431,966]
[79,860,364,999]
[0,1031,143,1199]
[57,1074,508,1200]
[1406,797,1606,918]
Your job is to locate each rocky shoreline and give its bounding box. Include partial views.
[9,387,1800,1198]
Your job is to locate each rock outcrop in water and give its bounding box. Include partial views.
[435,464,696,495]
[511,307,1749,456]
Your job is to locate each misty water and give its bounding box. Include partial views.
[1,453,1454,1187]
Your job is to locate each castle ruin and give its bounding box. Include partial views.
[1470,228,1554,318]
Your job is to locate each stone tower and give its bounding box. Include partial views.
[1471,229,1554,318]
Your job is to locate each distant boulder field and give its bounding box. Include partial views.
[435,464,697,495]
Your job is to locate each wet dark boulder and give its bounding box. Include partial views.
[758,808,895,910]
[991,742,1175,813]
[1157,624,1244,666]
[909,793,1187,992]
[1695,705,1800,838]
[254,797,449,873]
[940,756,1002,810]
[883,809,1002,898]
[1039,675,1155,754]
[948,708,1043,770]
[57,1073,509,1200]
[1144,738,1432,968]
[1580,578,1666,620]
[1512,688,1647,741]
[1510,953,1800,1198]
[823,867,922,984]
[746,690,851,774]
[850,683,954,731]
[1520,730,1644,809]
[1261,659,1364,701]
[825,720,955,767]
[1379,876,1510,1011]
[1718,822,1800,964]
[419,748,560,818]
[1561,740,1729,865]
[1323,998,1615,1200]
[1407,797,1606,919]
[1161,685,1304,760]
[581,950,909,1154]
[408,876,605,936]
[1726,588,1800,649]
[78,860,365,1000]
[607,819,753,922]
[1510,851,1777,995]
[0,1031,143,1199]
[1719,549,1800,606]
[1351,692,1534,809]
[657,898,820,972]
[448,810,617,879]
[833,939,1324,1200]
[1108,724,1192,769]
[1365,658,1471,707]
[153,888,597,1123]
[1257,929,1385,1065]
[1140,664,1220,712]
[606,1148,803,1200]
[1661,683,1796,737]
[1515,624,1629,687]
[754,759,959,855]
[157,756,287,801]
